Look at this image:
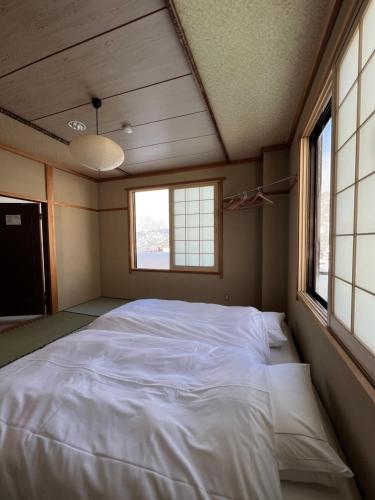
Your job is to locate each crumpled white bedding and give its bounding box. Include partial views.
[0,300,281,500]
[89,299,270,364]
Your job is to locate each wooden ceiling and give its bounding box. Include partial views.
[0,0,226,177]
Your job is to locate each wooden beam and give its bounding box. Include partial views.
[0,190,46,203]
[98,156,260,182]
[125,176,226,193]
[54,201,98,212]
[45,165,59,313]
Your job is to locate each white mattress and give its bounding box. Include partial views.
[271,324,361,500]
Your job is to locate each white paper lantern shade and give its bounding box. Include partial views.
[69,134,124,171]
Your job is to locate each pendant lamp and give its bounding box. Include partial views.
[69,98,125,171]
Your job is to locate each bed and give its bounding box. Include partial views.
[0,299,360,500]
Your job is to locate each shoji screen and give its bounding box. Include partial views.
[332,0,375,377]
[171,183,218,271]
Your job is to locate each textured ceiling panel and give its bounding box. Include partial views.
[173,0,334,159]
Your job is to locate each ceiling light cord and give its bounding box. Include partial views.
[96,107,99,135]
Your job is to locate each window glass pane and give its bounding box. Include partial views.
[314,119,332,302]
[354,287,375,355]
[201,240,214,253]
[200,213,214,226]
[201,199,214,213]
[187,240,199,253]
[200,226,214,240]
[361,0,375,68]
[174,228,185,240]
[338,30,359,104]
[187,201,199,214]
[334,278,352,330]
[187,254,199,266]
[187,227,199,240]
[186,187,199,201]
[337,83,357,148]
[355,235,375,294]
[175,254,185,266]
[200,254,215,267]
[187,214,199,227]
[174,215,185,227]
[360,53,375,124]
[335,236,353,283]
[134,189,170,270]
[336,135,356,191]
[335,186,355,235]
[200,186,214,199]
[175,241,185,253]
[357,174,375,233]
[174,202,185,215]
[174,189,185,202]
[358,113,375,179]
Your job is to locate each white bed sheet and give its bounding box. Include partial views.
[0,300,361,500]
[271,324,361,500]
[0,327,281,499]
[90,298,270,364]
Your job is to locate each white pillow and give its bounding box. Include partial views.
[267,363,353,486]
[262,312,287,347]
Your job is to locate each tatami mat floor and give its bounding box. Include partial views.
[0,297,129,368]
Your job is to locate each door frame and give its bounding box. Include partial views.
[0,167,58,314]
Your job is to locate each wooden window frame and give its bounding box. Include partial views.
[306,100,332,309]
[298,0,375,386]
[297,75,333,324]
[127,178,224,276]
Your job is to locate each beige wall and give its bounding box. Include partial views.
[287,1,375,497]
[261,149,289,312]
[53,169,101,310]
[0,148,46,200]
[0,149,101,311]
[55,205,101,310]
[99,163,263,306]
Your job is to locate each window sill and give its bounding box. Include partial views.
[297,290,375,400]
[297,291,328,327]
[130,268,221,276]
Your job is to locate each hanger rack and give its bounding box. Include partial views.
[223,175,297,211]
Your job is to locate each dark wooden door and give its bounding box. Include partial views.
[0,203,45,315]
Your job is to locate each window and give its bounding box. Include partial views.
[298,0,375,383]
[308,102,332,308]
[128,180,221,274]
[331,0,375,379]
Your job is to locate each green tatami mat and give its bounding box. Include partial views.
[65,297,129,316]
[0,312,93,368]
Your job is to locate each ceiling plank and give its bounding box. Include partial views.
[104,111,215,150]
[123,134,222,165]
[0,10,189,120]
[124,150,225,174]
[33,75,206,139]
[0,0,165,78]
